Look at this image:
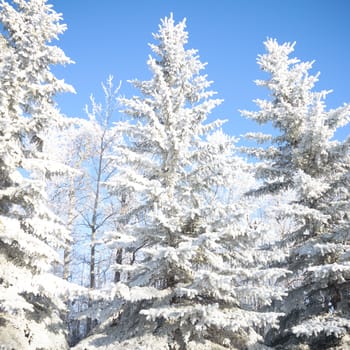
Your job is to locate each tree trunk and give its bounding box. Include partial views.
[63,246,70,281]
[63,183,76,281]
[86,227,96,335]
[114,248,123,283]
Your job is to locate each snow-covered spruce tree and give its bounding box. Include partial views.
[241,39,350,349]
[0,0,75,348]
[74,15,286,350]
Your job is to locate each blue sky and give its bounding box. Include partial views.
[51,0,350,141]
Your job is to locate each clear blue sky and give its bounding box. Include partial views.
[51,0,350,141]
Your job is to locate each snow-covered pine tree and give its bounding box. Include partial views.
[0,0,75,348]
[241,39,350,349]
[74,15,287,350]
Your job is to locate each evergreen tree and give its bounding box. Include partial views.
[241,39,350,349]
[74,15,286,350]
[0,0,75,348]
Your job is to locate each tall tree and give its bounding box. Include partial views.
[0,0,75,348]
[45,122,85,282]
[241,39,350,349]
[74,15,286,350]
[46,77,123,342]
[44,121,90,345]
[84,77,121,286]
[81,76,122,334]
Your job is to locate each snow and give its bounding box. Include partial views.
[1,3,350,349]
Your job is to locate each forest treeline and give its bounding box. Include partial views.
[0,1,350,349]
